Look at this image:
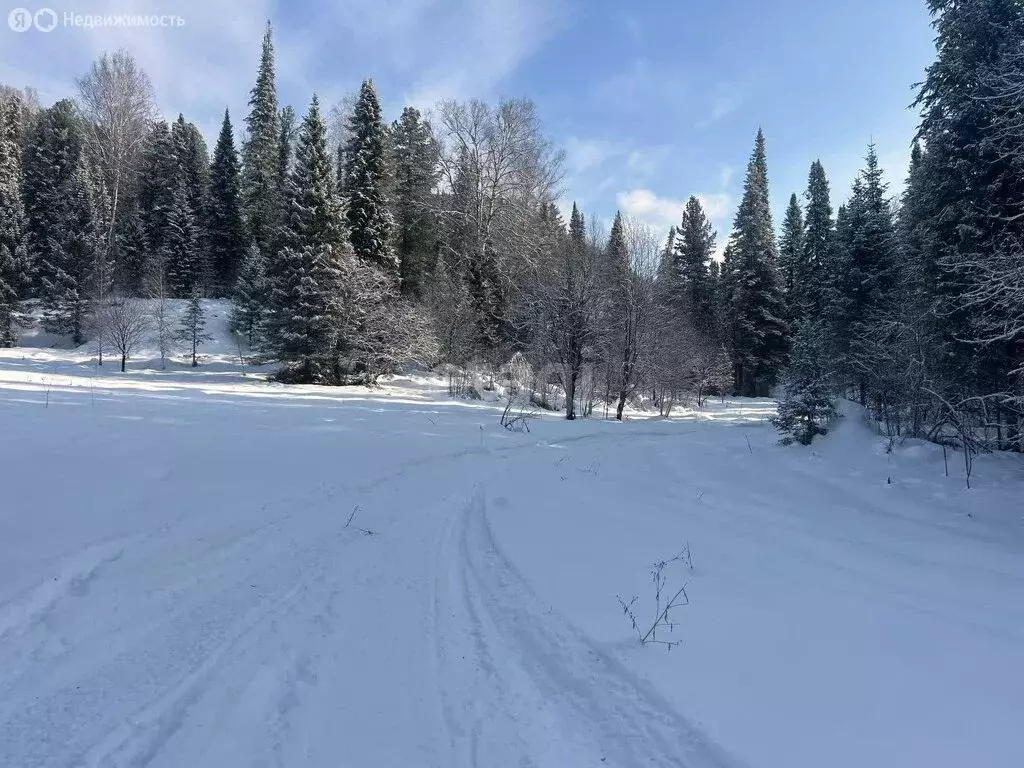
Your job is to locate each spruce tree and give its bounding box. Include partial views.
[913,0,1024,396]
[23,100,85,295]
[137,121,178,258]
[345,79,397,275]
[40,156,104,344]
[727,129,788,396]
[241,21,280,261]
[172,115,210,292]
[771,319,836,445]
[390,106,438,297]
[163,178,200,298]
[207,109,246,293]
[266,95,349,382]
[112,200,148,294]
[778,193,806,324]
[0,93,29,346]
[230,242,267,348]
[802,161,833,315]
[672,196,717,335]
[837,145,897,402]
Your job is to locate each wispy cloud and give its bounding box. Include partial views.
[403,0,569,108]
[701,83,743,126]
[592,59,689,112]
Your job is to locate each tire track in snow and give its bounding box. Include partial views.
[435,490,743,768]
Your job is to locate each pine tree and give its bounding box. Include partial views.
[345,79,397,274]
[207,109,246,293]
[230,242,267,348]
[0,93,29,346]
[137,121,178,258]
[177,289,211,367]
[241,21,280,261]
[727,129,789,396]
[771,319,836,445]
[163,178,200,298]
[802,160,833,318]
[266,95,350,382]
[672,196,717,335]
[390,106,438,297]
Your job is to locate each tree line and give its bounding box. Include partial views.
[0,2,1022,451]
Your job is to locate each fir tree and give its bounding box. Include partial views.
[266,95,349,382]
[778,193,806,323]
[241,21,280,261]
[230,242,268,348]
[345,79,396,274]
[0,93,29,346]
[207,109,246,293]
[390,106,438,297]
[771,319,836,445]
[163,178,200,298]
[727,129,789,396]
[177,289,211,367]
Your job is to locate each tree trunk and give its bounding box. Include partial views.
[565,368,577,421]
[121,353,126,373]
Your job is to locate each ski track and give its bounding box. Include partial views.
[433,490,740,768]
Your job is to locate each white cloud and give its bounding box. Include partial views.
[696,192,732,221]
[616,188,734,258]
[616,189,687,233]
[718,164,735,188]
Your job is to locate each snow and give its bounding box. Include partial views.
[1,316,1022,767]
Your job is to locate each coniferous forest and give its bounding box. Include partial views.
[1,1,1023,455]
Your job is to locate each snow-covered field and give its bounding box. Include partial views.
[1,313,1022,768]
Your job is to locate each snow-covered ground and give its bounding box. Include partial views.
[1,315,1022,768]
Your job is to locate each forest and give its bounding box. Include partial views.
[0,0,1022,454]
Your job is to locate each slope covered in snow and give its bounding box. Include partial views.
[0,334,1021,768]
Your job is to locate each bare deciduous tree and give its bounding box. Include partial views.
[102,297,151,372]
[610,217,660,420]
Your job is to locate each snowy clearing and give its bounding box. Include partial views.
[0,334,1022,768]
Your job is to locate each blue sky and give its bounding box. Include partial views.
[2,0,936,244]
